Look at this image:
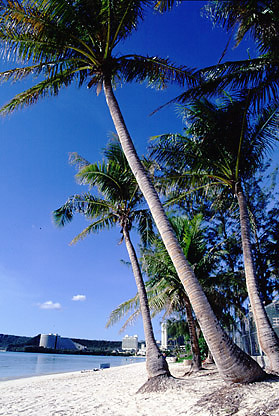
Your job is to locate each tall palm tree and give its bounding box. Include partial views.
[141,214,209,372]
[53,140,170,386]
[0,0,264,382]
[110,281,203,371]
[108,213,252,371]
[151,96,279,371]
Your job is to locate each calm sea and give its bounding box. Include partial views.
[0,351,145,381]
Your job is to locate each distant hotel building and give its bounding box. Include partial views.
[39,334,85,351]
[122,335,138,352]
[161,322,168,350]
[233,300,279,356]
[138,342,146,356]
[160,321,185,351]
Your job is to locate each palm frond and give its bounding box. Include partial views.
[53,193,114,226]
[154,0,177,13]
[152,56,279,114]
[0,63,50,83]
[76,162,122,193]
[119,54,197,89]
[1,0,82,64]
[68,152,90,171]
[70,215,116,245]
[53,199,75,227]
[248,101,279,169]
[106,294,140,328]
[134,209,155,247]
[103,138,129,168]
[0,64,85,114]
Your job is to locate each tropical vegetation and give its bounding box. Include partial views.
[108,214,209,371]
[53,140,170,386]
[150,95,279,370]
[1,0,278,387]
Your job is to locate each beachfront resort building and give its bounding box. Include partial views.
[232,300,279,356]
[122,335,138,353]
[160,321,186,351]
[161,322,168,350]
[39,333,85,351]
[137,343,146,356]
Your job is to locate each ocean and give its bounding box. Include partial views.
[0,351,145,381]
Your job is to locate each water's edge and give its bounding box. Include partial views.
[0,351,145,382]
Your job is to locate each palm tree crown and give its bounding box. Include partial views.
[53,140,154,245]
[204,0,279,55]
[0,0,194,114]
[151,96,279,197]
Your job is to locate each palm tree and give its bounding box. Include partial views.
[0,0,264,382]
[53,140,170,387]
[142,215,205,371]
[108,213,253,371]
[167,1,279,112]
[151,96,279,371]
[204,0,279,54]
[107,267,202,367]
[141,214,208,371]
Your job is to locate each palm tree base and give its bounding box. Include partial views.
[137,373,177,393]
[182,362,203,376]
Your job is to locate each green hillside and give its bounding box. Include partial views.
[0,333,122,354]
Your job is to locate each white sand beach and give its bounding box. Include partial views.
[0,361,279,416]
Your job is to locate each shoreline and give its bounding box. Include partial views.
[1,361,279,415]
[0,357,143,382]
[0,361,139,384]
[0,351,144,382]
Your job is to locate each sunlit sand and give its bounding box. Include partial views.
[0,361,279,415]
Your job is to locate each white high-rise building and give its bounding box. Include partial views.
[161,322,168,350]
[122,335,138,352]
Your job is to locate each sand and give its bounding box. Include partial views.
[0,361,279,416]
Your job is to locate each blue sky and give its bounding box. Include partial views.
[0,2,264,342]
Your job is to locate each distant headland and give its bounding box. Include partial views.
[0,333,132,356]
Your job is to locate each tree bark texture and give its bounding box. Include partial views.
[236,183,279,372]
[122,227,170,379]
[103,78,265,383]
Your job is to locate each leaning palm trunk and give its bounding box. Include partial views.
[184,295,202,371]
[236,183,279,372]
[103,78,264,383]
[122,227,170,384]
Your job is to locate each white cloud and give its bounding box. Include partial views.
[39,300,62,310]
[72,294,86,302]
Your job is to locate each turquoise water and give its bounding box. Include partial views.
[0,351,145,381]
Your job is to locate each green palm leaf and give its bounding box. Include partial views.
[53,140,154,246]
[0,0,196,115]
[106,295,140,329]
[70,215,117,245]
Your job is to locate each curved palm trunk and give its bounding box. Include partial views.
[122,227,170,379]
[236,183,279,372]
[103,78,264,383]
[184,295,202,371]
